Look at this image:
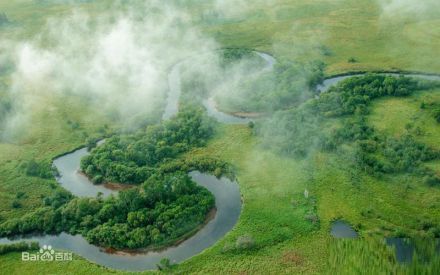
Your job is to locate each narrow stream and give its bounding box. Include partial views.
[0,172,241,271]
[3,50,440,270]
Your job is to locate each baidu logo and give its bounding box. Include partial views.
[22,245,72,262]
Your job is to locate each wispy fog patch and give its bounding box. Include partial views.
[1,1,219,138]
[378,0,440,18]
[213,0,254,17]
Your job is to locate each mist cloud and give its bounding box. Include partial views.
[2,1,220,138]
[378,0,440,17]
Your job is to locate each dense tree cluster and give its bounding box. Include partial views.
[420,100,440,123]
[20,160,58,179]
[0,107,226,249]
[81,107,215,184]
[257,74,440,185]
[316,74,420,117]
[0,96,11,135]
[332,118,440,174]
[257,104,320,157]
[0,173,215,249]
[180,48,325,113]
[0,242,39,255]
[220,48,256,66]
[0,12,9,26]
[157,156,233,179]
[258,74,437,156]
[215,60,325,112]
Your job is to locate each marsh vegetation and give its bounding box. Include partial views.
[0,0,440,274]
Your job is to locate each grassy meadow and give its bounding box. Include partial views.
[1,0,440,274]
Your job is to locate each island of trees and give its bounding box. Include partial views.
[0,106,233,249]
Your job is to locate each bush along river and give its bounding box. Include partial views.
[0,172,241,271]
[2,50,440,270]
[0,52,278,271]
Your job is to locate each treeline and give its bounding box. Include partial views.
[221,48,256,66]
[81,106,215,184]
[0,95,11,136]
[180,48,325,113]
[257,74,440,185]
[0,173,215,249]
[0,107,229,249]
[0,12,9,26]
[420,100,440,123]
[0,242,39,255]
[258,74,436,156]
[215,60,325,113]
[257,104,320,157]
[316,74,421,117]
[332,117,440,178]
[157,155,233,179]
[20,160,58,179]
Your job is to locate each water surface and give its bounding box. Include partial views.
[386,238,440,264]
[0,171,241,271]
[330,220,358,238]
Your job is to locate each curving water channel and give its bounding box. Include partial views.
[0,52,276,271]
[163,51,276,124]
[3,51,440,270]
[0,172,241,271]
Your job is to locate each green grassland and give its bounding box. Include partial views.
[369,89,440,150]
[369,88,440,184]
[0,94,114,221]
[2,122,439,273]
[0,252,117,275]
[1,0,440,74]
[1,0,440,274]
[195,0,440,75]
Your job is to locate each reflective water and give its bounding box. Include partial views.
[0,172,241,271]
[330,220,358,238]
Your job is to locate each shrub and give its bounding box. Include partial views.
[434,109,440,123]
[15,192,26,199]
[235,235,255,250]
[21,160,57,179]
[156,258,174,271]
[0,242,39,255]
[11,200,21,209]
[86,138,98,151]
[424,175,440,187]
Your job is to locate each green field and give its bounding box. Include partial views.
[1,0,440,274]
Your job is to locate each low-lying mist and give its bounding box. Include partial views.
[0,1,221,140]
[378,0,440,17]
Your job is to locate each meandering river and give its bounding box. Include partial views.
[0,172,241,271]
[2,51,440,270]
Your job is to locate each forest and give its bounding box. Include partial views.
[0,95,11,137]
[257,74,440,189]
[1,0,440,273]
[0,107,229,249]
[81,106,215,184]
[0,172,215,249]
[215,60,325,112]
[181,48,325,113]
